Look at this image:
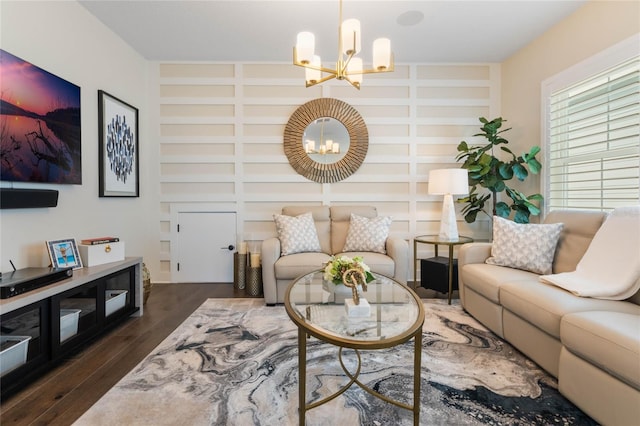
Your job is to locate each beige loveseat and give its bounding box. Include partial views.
[458,209,640,425]
[261,205,409,305]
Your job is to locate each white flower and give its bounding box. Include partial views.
[323,255,374,284]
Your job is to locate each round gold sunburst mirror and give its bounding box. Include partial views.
[284,98,368,183]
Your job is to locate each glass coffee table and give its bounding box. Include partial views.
[284,270,425,425]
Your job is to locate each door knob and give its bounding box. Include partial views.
[221,245,235,251]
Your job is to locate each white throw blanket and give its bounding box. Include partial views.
[540,206,640,300]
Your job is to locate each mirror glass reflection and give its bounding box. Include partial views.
[303,117,349,164]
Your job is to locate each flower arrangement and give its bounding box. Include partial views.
[323,255,374,285]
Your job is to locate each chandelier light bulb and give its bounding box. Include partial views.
[305,55,322,84]
[341,19,361,55]
[347,57,363,86]
[296,32,315,64]
[373,38,391,70]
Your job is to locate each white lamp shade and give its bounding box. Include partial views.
[296,32,315,64]
[305,55,321,84]
[347,57,363,84]
[428,168,469,195]
[373,38,391,70]
[341,19,361,55]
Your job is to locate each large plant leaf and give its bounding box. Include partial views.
[512,163,528,180]
[463,209,479,223]
[525,202,541,216]
[493,180,506,192]
[528,158,542,174]
[483,174,499,188]
[498,163,514,179]
[478,153,493,166]
[495,202,510,217]
[527,146,541,157]
[513,209,531,223]
[500,146,515,155]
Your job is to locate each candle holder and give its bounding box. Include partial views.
[246,266,263,297]
[234,252,247,290]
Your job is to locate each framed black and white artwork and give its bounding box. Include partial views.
[98,90,139,197]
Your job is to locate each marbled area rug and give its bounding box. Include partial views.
[75,299,596,426]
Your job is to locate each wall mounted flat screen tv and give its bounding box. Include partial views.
[0,49,81,184]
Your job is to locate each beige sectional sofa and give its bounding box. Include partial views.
[261,205,409,305]
[458,209,640,425]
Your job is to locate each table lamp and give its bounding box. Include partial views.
[428,168,469,240]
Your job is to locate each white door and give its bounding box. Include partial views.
[176,212,236,283]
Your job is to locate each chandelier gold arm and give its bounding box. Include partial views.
[293,48,392,90]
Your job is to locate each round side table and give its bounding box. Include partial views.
[413,235,473,304]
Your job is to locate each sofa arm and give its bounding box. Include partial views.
[458,242,492,267]
[457,242,492,308]
[386,237,409,285]
[261,237,281,305]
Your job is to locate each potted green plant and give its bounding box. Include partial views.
[456,117,543,224]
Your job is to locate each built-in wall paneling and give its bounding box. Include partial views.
[157,62,499,282]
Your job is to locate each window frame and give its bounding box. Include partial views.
[541,33,640,216]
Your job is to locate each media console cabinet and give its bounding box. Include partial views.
[0,257,142,399]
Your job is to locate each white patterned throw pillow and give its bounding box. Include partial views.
[486,216,563,275]
[273,212,322,256]
[342,213,392,254]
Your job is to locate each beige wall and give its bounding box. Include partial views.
[0,1,156,276]
[502,0,640,206]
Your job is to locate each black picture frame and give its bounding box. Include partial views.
[98,90,139,197]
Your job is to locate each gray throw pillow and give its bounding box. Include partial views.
[342,213,392,254]
[486,216,563,275]
[273,212,322,256]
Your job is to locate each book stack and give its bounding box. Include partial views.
[80,237,120,245]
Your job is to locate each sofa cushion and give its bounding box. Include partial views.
[282,206,331,254]
[273,212,322,256]
[486,216,563,275]
[561,311,640,389]
[500,280,640,338]
[274,252,331,279]
[335,251,395,278]
[330,206,378,254]
[342,213,392,254]
[461,263,538,304]
[544,209,607,273]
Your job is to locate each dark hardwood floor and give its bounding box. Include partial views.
[0,283,247,426]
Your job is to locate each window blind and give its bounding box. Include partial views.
[547,56,640,211]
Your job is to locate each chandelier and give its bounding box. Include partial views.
[293,0,394,90]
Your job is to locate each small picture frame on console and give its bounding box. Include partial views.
[46,238,83,270]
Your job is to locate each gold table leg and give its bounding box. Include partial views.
[298,327,306,426]
[447,244,454,305]
[413,328,422,424]
[413,239,418,289]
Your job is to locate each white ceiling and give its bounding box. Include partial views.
[79,0,587,63]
